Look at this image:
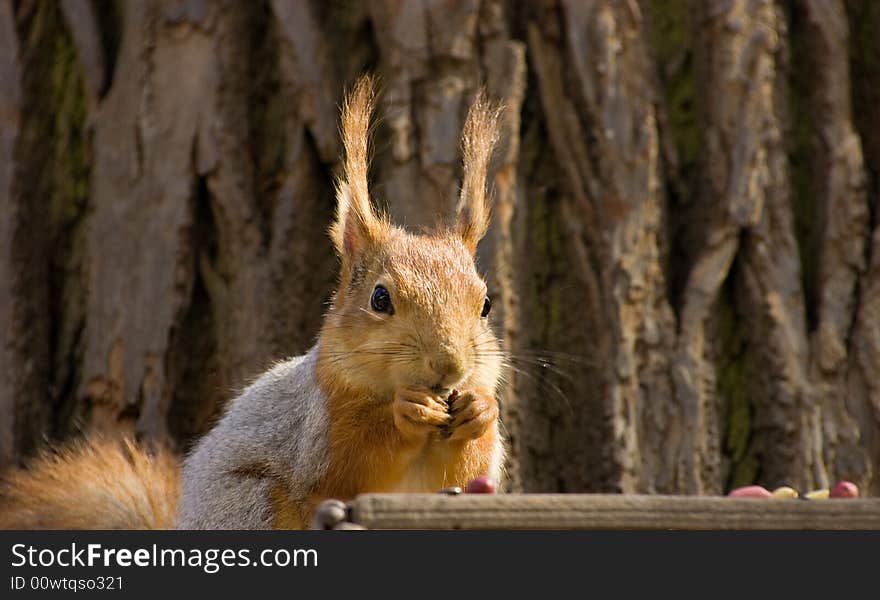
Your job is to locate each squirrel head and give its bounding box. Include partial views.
[318,75,503,399]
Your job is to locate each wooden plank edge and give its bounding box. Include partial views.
[348,494,880,530]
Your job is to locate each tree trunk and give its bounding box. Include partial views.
[1,0,878,496]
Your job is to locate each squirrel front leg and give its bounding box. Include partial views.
[392,387,451,441]
[444,388,498,442]
[390,386,501,490]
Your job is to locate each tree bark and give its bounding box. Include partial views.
[0,0,24,465]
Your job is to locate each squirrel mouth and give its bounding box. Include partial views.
[430,385,453,396]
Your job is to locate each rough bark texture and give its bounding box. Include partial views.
[1,0,879,496]
[0,0,23,463]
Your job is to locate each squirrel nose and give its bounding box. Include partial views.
[428,352,465,387]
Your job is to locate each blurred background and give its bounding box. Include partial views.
[1,0,878,496]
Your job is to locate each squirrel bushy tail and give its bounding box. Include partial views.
[0,437,179,529]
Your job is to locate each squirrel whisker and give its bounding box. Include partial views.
[489,359,574,417]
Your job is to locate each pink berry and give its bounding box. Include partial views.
[465,476,496,494]
[727,485,772,498]
[830,481,859,499]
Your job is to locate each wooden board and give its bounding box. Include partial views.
[348,494,880,530]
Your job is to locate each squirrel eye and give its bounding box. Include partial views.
[481,296,491,318]
[371,285,393,314]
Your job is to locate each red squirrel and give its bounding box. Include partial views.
[0,75,505,529]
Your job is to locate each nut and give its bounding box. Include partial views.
[465,476,496,494]
[830,481,859,499]
[801,489,830,500]
[310,499,348,529]
[770,486,799,500]
[727,485,772,498]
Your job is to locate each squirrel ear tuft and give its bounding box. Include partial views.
[455,91,502,254]
[330,75,386,256]
[331,181,384,256]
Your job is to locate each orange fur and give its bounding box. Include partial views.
[0,437,179,529]
[457,90,503,253]
[270,484,310,529]
[313,77,505,502]
[312,381,499,500]
[330,75,392,258]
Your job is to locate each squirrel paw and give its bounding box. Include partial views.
[392,387,450,441]
[444,389,498,442]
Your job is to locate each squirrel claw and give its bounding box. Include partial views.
[444,389,498,442]
[393,387,451,441]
